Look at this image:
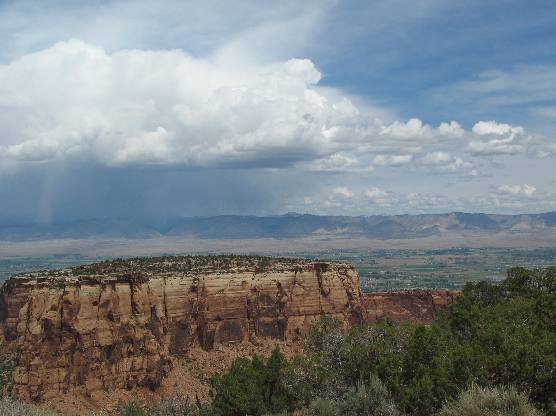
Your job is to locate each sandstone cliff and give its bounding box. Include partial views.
[362,290,458,324]
[0,256,364,401]
[0,255,457,409]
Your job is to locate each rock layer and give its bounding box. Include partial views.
[0,258,363,401]
[362,290,459,324]
[0,256,457,403]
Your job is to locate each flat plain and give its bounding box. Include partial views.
[1,233,555,290]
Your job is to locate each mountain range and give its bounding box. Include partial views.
[1,212,555,241]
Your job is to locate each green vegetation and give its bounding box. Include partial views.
[0,355,55,416]
[0,349,15,397]
[437,385,543,416]
[311,247,556,291]
[7,255,314,280]
[3,247,555,290]
[1,265,555,415]
[0,397,59,416]
[115,398,210,416]
[302,376,402,416]
[69,255,309,276]
[188,266,555,415]
[210,348,294,415]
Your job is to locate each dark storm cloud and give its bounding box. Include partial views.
[0,165,317,224]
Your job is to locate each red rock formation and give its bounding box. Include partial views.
[0,256,457,404]
[362,290,459,324]
[0,258,363,401]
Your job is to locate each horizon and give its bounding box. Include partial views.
[1,209,556,226]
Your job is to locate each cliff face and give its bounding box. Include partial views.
[0,258,364,401]
[0,256,457,405]
[362,290,458,324]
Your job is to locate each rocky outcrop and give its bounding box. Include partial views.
[0,256,457,404]
[0,257,364,401]
[362,290,459,324]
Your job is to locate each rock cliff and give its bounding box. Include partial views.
[0,255,457,406]
[362,290,459,324]
[0,256,364,401]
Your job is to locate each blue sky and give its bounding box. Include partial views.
[315,1,556,127]
[0,0,555,222]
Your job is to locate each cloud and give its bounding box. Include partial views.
[0,0,332,63]
[533,106,556,120]
[0,37,552,223]
[113,127,175,165]
[422,151,452,164]
[300,186,457,215]
[0,39,549,181]
[438,121,464,137]
[405,192,454,211]
[472,120,524,136]
[302,153,369,173]
[467,140,523,156]
[497,184,537,197]
[430,65,556,110]
[372,154,413,166]
[0,3,554,223]
[420,152,476,176]
[380,118,430,139]
[299,183,555,216]
[364,187,390,205]
[468,120,528,155]
[333,186,355,198]
[307,185,396,213]
[485,183,552,211]
[0,40,349,168]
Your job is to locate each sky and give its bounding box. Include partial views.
[0,0,555,223]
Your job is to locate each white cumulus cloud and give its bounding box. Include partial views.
[472,120,524,136]
[364,187,391,205]
[0,40,348,168]
[380,118,430,139]
[0,40,547,180]
[333,187,355,198]
[497,184,537,197]
[468,121,529,156]
[438,121,465,137]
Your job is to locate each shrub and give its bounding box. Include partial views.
[147,396,200,415]
[436,385,544,416]
[0,350,16,397]
[210,347,294,416]
[281,355,324,407]
[198,267,556,416]
[115,398,210,416]
[303,316,413,402]
[297,376,401,416]
[305,316,343,355]
[116,401,146,416]
[337,376,401,416]
[435,268,556,415]
[0,396,59,416]
[303,398,338,416]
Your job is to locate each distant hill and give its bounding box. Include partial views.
[0,212,555,241]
